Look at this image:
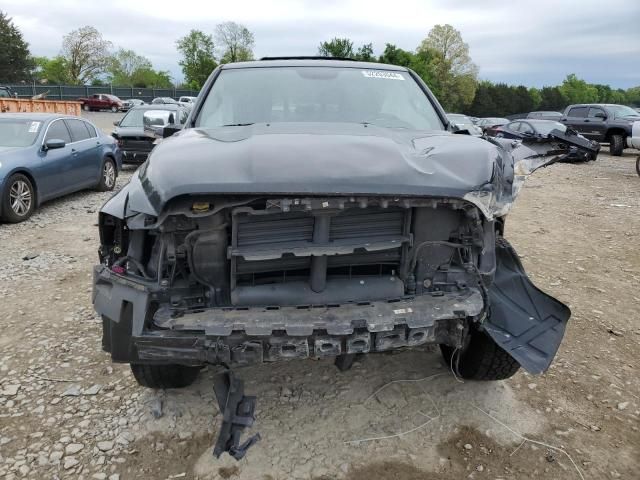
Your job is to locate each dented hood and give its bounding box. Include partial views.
[136,123,501,209]
[105,123,587,220]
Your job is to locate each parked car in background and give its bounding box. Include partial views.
[560,104,640,156]
[178,96,197,105]
[0,86,17,98]
[477,117,509,135]
[111,104,190,164]
[151,97,178,105]
[121,99,145,111]
[0,113,121,222]
[77,94,123,112]
[447,113,483,136]
[527,111,563,121]
[493,119,600,161]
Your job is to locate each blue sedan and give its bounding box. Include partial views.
[0,113,121,222]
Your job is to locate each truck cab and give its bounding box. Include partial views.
[561,103,640,156]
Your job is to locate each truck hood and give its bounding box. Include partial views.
[136,123,502,212]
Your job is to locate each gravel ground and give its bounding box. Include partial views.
[0,145,639,480]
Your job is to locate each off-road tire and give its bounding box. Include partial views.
[609,134,624,156]
[440,330,520,381]
[96,158,116,191]
[1,174,35,223]
[130,364,200,389]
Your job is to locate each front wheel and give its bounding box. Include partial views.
[130,364,200,389]
[1,174,35,223]
[110,105,118,113]
[96,159,116,191]
[83,104,90,111]
[609,134,624,156]
[440,330,520,381]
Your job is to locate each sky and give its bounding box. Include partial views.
[4,0,640,88]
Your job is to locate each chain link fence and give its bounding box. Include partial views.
[5,84,200,103]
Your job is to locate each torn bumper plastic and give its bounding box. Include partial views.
[484,239,571,374]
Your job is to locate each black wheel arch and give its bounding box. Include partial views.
[605,127,627,141]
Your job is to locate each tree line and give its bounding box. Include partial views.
[1,10,638,114]
[0,11,254,90]
[316,31,640,116]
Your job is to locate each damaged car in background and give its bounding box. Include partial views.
[92,59,598,459]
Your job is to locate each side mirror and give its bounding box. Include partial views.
[113,120,119,126]
[160,124,182,138]
[43,139,65,150]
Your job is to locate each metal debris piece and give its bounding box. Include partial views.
[212,370,260,460]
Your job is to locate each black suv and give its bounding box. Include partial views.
[561,104,640,156]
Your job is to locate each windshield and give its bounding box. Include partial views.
[120,109,173,127]
[196,67,444,130]
[0,118,41,147]
[532,121,566,135]
[608,105,640,118]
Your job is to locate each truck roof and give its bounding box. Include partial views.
[220,58,407,71]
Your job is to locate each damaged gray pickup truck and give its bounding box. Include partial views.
[93,58,597,458]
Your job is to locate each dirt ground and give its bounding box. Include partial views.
[0,134,638,479]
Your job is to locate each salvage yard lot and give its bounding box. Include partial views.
[0,119,639,479]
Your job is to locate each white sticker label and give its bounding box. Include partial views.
[28,121,41,133]
[362,70,405,80]
[393,308,413,315]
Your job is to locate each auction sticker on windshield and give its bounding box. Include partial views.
[361,70,405,80]
[28,121,41,133]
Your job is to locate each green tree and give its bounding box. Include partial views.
[559,74,598,104]
[61,26,112,84]
[626,86,640,107]
[528,87,542,110]
[107,48,152,85]
[355,43,374,61]
[417,24,478,111]
[318,38,355,58]
[176,29,217,89]
[130,68,172,88]
[32,56,70,84]
[538,86,567,111]
[215,22,255,63]
[466,81,498,117]
[378,44,414,67]
[0,11,33,82]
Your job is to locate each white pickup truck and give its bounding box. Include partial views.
[629,120,640,149]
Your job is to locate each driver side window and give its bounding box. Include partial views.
[44,120,72,144]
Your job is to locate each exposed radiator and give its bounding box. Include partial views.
[231,207,410,286]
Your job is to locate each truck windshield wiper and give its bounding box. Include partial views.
[221,123,255,127]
